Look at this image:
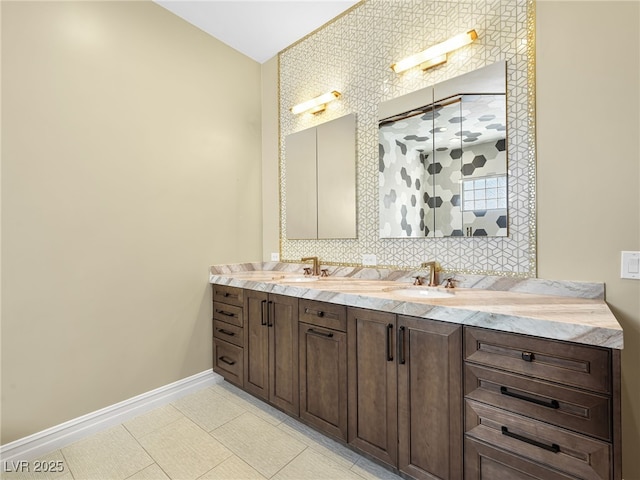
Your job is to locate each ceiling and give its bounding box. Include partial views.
[154,0,360,63]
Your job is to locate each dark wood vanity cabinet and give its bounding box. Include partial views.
[211,284,622,480]
[212,285,244,387]
[347,307,463,480]
[243,290,299,417]
[464,327,621,480]
[298,299,348,442]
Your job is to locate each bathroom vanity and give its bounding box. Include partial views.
[209,262,623,480]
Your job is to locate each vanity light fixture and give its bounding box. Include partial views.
[290,90,341,115]
[391,30,478,73]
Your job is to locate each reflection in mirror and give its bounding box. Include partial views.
[379,61,507,238]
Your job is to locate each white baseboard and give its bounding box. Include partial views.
[0,370,223,463]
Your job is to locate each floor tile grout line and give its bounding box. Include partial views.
[124,424,168,479]
[122,412,186,443]
[274,418,360,470]
[122,461,161,480]
[266,445,310,479]
[126,416,227,480]
[118,422,157,480]
[204,409,248,436]
[58,447,76,480]
[205,410,308,479]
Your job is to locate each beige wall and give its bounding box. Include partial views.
[536,2,640,477]
[262,1,640,477]
[1,1,262,443]
[261,56,280,261]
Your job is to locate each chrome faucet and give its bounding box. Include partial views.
[301,256,320,276]
[421,261,439,287]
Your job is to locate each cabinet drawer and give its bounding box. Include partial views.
[465,364,611,440]
[213,319,243,347]
[299,299,347,332]
[213,339,243,386]
[212,285,244,307]
[213,303,243,328]
[465,436,578,480]
[465,327,611,394]
[465,399,611,480]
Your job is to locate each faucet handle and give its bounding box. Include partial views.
[320,269,329,277]
[303,267,312,276]
[413,276,424,286]
[444,278,456,289]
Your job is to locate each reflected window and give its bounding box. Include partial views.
[462,175,507,212]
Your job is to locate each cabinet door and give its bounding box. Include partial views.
[397,316,462,480]
[347,308,398,468]
[299,322,347,441]
[243,290,269,400]
[268,294,299,416]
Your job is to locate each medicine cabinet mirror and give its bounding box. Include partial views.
[285,113,356,239]
[379,61,507,238]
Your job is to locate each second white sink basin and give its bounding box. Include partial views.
[389,287,455,299]
[277,276,319,283]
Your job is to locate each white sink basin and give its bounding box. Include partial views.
[389,287,454,299]
[277,276,319,283]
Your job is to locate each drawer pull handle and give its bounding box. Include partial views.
[260,300,267,326]
[386,323,394,362]
[398,326,406,365]
[501,426,560,453]
[500,386,560,409]
[267,300,274,327]
[521,351,534,362]
[216,328,235,336]
[307,328,333,338]
[218,356,236,366]
[216,309,236,318]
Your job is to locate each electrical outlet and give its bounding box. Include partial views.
[271,252,280,262]
[621,251,640,279]
[362,254,377,266]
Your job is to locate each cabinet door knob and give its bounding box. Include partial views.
[521,351,534,362]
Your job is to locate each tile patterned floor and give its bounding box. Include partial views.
[1,382,403,480]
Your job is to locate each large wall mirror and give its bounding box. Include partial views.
[379,61,507,238]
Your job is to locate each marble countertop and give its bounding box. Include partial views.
[209,263,623,349]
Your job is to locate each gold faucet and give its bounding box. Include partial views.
[302,256,320,276]
[421,261,439,287]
